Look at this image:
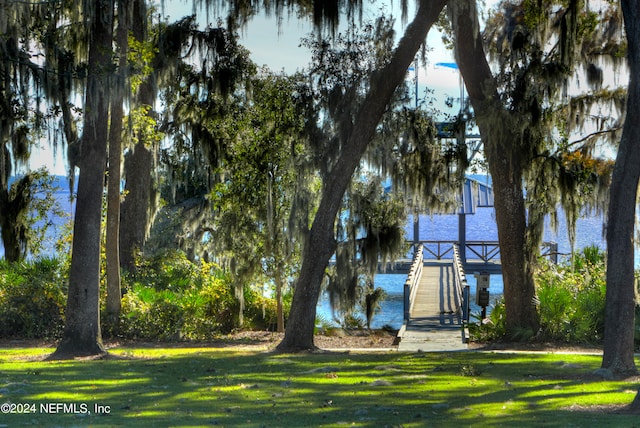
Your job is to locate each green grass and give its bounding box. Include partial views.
[0,346,639,427]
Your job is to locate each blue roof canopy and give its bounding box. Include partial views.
[460,177,493,214]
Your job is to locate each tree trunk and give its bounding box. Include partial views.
[52,0,114,359]
[105,0,129,331]
[276,0,447,352]
[601,0,640,377]
[275,260,285,333]
[120,144,155,271]
[449,0,539,336]
[119,0,157,272]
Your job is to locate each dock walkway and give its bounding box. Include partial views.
[398,260,468,352]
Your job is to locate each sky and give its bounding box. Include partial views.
[30,0,627,176]
[157,0,626,166]
[162,0,464,100]
[30,0,465,176]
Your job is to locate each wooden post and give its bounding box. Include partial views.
[458,212,466,265]
[413,210,420,253]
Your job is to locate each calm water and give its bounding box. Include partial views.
[318,206,610,329]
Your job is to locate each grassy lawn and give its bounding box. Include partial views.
[0,345,639,427]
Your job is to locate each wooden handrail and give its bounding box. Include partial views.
[403,244,424,323]
[452,244,470,324]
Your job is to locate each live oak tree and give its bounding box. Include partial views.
[119,0,160,273]
[449,0,622,337]
[276,0,448,351]
[483,0,621,253]
[299,21,465,329]
[207,72,308,332]
[292,21,409,330]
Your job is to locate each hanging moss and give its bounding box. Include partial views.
[481,0,624,264]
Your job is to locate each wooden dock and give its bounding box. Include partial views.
[398,260,468,352]
[410,261,462,320]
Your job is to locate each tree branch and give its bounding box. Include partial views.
[568,127,622,147]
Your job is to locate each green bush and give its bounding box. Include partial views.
[116,251,279,341]
[535,246,607,344]
[0,251,282,342]
[117,287,181,340]
[0,258,66,339]
[469,297,506,342]
[128,250,199,292]
[470,246,611,345]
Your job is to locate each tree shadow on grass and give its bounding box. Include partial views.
[1,349,639,426]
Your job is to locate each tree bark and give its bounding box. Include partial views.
[120,144,155,271]
[105,0,129,330]
[276,0,447,352]
[51,0,114,359]
[119,0,157,272]
[449,0,539,336]
[601,0,640,377]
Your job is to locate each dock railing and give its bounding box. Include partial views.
[419,240,500,263]
[403,244,424,323]
[452,244,470,325]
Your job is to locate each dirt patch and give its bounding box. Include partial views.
[0,333,626,355]
[0,330,399,353]
[563,403,640,415]
[109,329,400,351]
[467,340,604,354]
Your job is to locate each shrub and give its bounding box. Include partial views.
[116,251,277,341]
[1,250,282,342]
[469,297,506,342]
[469,246,611,345]
[0,258,66,339]
[118,287,184,341]
[536,246,606,344]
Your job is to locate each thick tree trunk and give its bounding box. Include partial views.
[601,0,640,377]
[276,0,447,352]
[450,0,539,336]
[489,154,538,335]
[52,0,114,359]
[0,216,23,262]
